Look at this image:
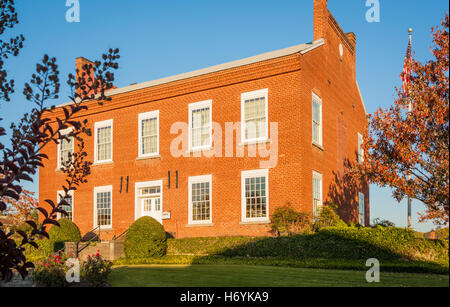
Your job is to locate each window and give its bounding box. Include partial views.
[138,111,159,158]
[188,175,212,225]
[94,186,112,229]
[313,171,323,219]
[358,133,364,163]
[189,100,212,151]
[135,180,163,222]
[57,128,74,169]
[312,93,323,146]
[359,192,365,226]
[241,89,268,143]
[57,190,73,221]
[94,119,113,163]
[241,169,269,222]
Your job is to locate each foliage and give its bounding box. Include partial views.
[355,14,449,225]
[124,217,167,259]
[270,205,312,236]
[81,251,112,287]
[165,227,449,265]
[47,219,81,252]
[0,0,120,282]
[313,203,348,230]
[372,217,396,228]
[30,252,69,287]
[435,227,449,240]
[2,190,38,222]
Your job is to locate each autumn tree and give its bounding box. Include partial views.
[0,0,120,282]
[357,14,449,226]
[3,189,38,221]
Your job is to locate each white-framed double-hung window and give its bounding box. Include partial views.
[241,169,269,223]
[189,100,212,151]
[312,93,323,146]
[359,192,365,226]
[57,128,74,169]
[358,132,364,163]
[188,175,212,225]
[313,171,323,219]
[241,89,268,143]
[57,190,74,221]
[94,185,113,229]
[94,119,113,164]
[138,110,159,158]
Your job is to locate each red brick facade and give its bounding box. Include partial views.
[39,0,369,239]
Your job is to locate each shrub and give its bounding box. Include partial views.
[313,203,347,230]
[81,251,113,287]
[124,216,167,258]
[30,252,69,287]
[270,205,312,236]
[372,218,396,227]
[48,219,81,252]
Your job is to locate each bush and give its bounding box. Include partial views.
[30,252,69,287]
[313,203,347,230]
[81,251,113,287]
[48,219,81,252]
[124,216,167,258]
[270,205,312,236]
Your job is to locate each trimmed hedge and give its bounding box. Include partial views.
[124,216,167,258]
[48,219,82,252]
[167,227,449,265]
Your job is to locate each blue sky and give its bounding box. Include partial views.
[1,0,448,232]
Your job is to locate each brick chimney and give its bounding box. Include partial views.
[314,0,328,40]
[75,57,96,97]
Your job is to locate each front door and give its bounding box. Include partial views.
[141,196,162,223]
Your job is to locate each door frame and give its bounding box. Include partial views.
[135,180,163,223]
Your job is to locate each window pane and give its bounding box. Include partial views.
[97,126,112,161]
[245,176,267,219]
[60,137,73,166]
[191,182,211,221]
[97,191,111,227]
[313,175,322,219]
[244,96,266,140]
[61,195,73,221]
[191,107,210,148]
[142,118,158,155]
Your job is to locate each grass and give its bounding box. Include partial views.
[109,264,449,287]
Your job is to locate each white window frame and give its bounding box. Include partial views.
[57,127,74,169]
[358,132,364,163]
[56,190,74,221]
[241,169,269,223]
[134,180,163,221]
[188,174,213,225]
[188,100,212,151]
[241,88,269,144]
[312,171,323,219]
[138,110,160,158]
[93,185,113,230]
[312,92,323,147]
[359,192,365,226]
[94,119,113,164]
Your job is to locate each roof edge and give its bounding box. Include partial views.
[57,39,325,108]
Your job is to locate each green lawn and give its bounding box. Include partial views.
[109,265,449,287]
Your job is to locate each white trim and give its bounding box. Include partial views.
[56,127,75,170]
[134,180,163,222]
[312,92,323,147]
[56,190,74,221]
[138,110,160,158]
[312,171,323,219]
[94,119,113,164]
[188,100,213,151]
[241,88,269,144]
[57,39,325,107]
[359,192,365,226]
[93,185,113,230]
[241,169,269,223]
[188,174,213,225]
[358,132,364,163]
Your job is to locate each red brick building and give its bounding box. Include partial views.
[39,0,369,239]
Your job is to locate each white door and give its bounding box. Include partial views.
[141,197,162,223]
